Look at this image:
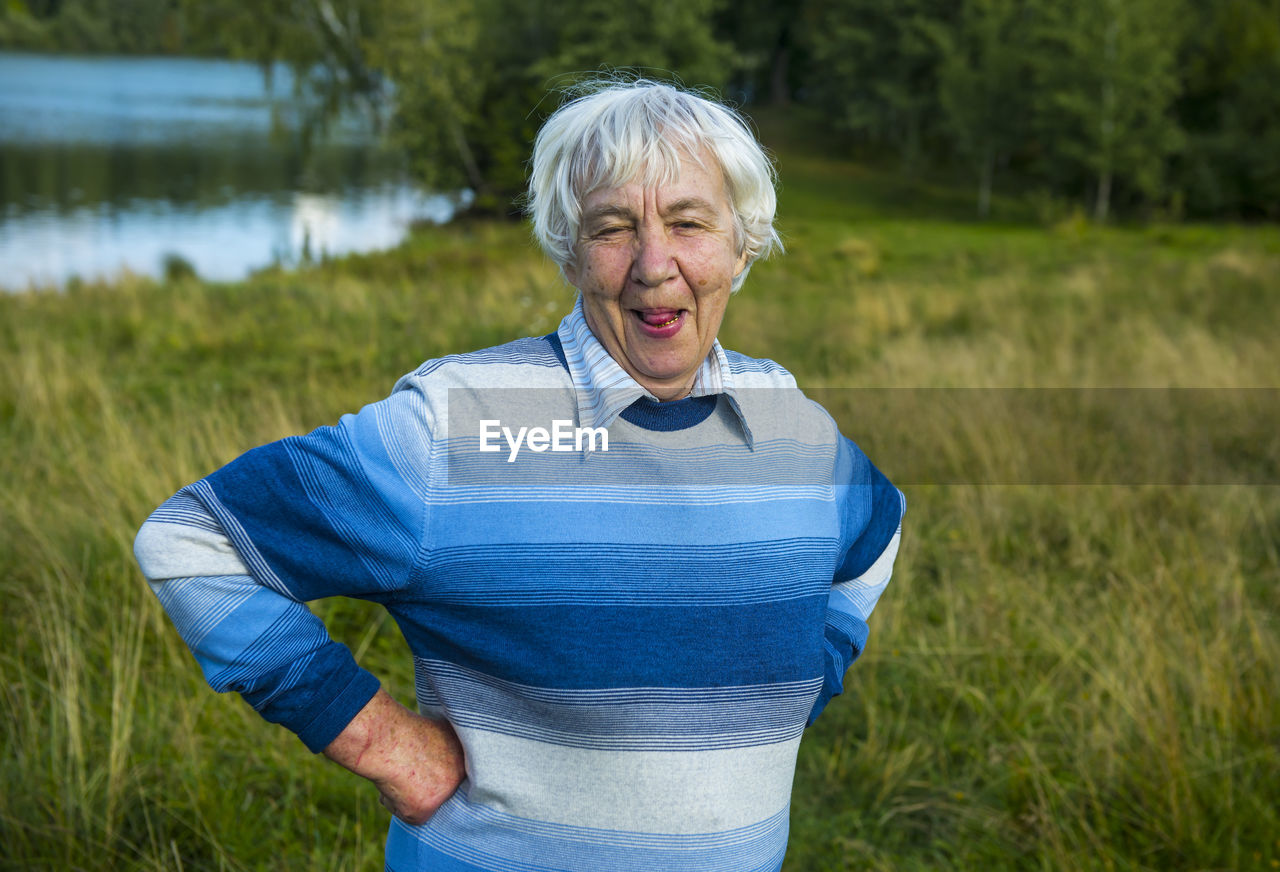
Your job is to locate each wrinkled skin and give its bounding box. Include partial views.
[566,150,748,401]
[323,689,466,825]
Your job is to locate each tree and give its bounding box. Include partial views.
[370,0,734,212]
[1176,0,1280,218]
[179,0,733,214]
[535,0,732,88]
[361,0,490,194]
[934,0,1033,216]
[1031,0,1186,221]
[714,0,808,105]
[1,0,187,53]
[801,0,956,170]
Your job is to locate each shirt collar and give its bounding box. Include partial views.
[556,295,754,445]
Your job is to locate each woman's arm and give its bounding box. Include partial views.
[323,688,466,824]
[135,489,382,751]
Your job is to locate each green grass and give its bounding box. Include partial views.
[2,144,1278,871]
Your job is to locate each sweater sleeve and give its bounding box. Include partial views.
[134,385,432,751]
[807,437,905,725]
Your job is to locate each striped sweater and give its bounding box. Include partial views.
[134,298,904,872]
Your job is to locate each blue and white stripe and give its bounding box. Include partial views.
[135,303,904,872]
[414,658,821,751]
[388,797,789,872]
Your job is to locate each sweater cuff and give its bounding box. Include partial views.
[295,667,381,753]
[806,609,869,726]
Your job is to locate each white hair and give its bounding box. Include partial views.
[527,79,782,293]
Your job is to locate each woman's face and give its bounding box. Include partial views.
[565,151,748,401]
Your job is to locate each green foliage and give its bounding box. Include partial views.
[533,0,732,86]
[361,0,488,193]
[0,0,192,54]
[0,1,54,50]
[7,0,1279,219]
[713,0,806,104]
[1029,0,1186,221]
[174,0,733,212]
[803,0,955,168]
[933,0,1031,216]
[1175,0,1280,219]
[789,0,1277,219]
[400,0,733,210]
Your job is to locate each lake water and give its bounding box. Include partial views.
[0,51,467,291]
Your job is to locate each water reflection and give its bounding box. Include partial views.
[0,52,312,144]
[0,51,459,291]
[1,187,471,287]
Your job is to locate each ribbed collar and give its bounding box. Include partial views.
[555,295,754,446]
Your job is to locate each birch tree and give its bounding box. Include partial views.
[179,0,731,213]
[1032,0,1184,221]
[935,0,1032,216]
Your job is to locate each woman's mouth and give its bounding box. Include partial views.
[633,308,685,337]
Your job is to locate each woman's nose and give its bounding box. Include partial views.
[630,226,678,287]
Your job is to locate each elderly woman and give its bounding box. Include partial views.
[135,80,904,872]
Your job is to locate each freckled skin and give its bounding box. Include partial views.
[324,688,465,825]
[565,151,748,401]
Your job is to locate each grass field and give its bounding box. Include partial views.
[2,138,1278,871]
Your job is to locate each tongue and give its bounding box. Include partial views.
[641,309,679,325]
